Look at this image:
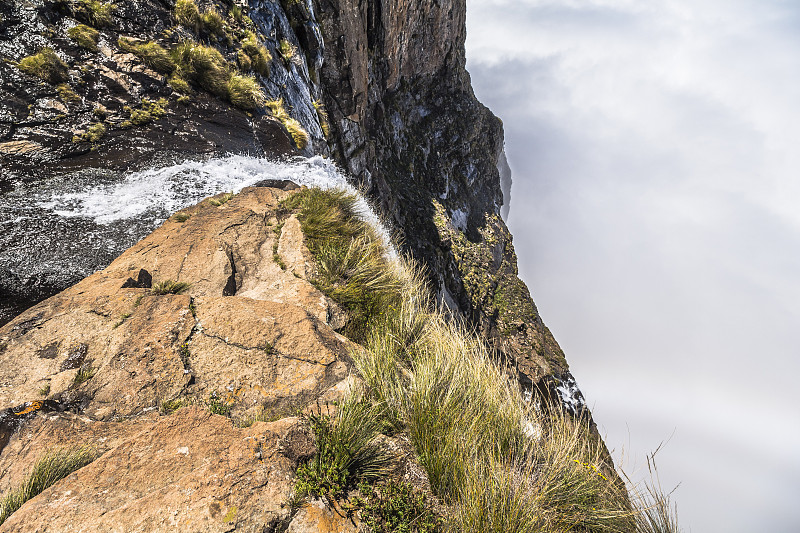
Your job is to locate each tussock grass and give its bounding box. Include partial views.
[152,279,191,295]
[74,0,114,28]
[72,122,106,144]
[174,0,201,30]
[291,187,681,533]
[0,446,96,525]
[56,83,81,104]
[17,48,68,84]
[67,24,100,51]
[227,73,265,110]
[295,391,394,499]
[209,191,235,206]
[172,41,229,97]
[265,98,309,149]
[278,39,296,63]
[118,37,174,73]
[241,31,271,76]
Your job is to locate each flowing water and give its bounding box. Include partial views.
[0,155,389,326]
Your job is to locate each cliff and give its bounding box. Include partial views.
[0,0,657,531]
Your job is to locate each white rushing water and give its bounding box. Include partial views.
[37,155,396,253]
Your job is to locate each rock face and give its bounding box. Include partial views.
[0,185,366,530]
[1,0,574,403]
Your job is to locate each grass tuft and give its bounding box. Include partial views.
[0,446,96,525]
[209,191,235,206]
[17,48,69,85]
[73,364,96,385]
[67,24,100,51]
[226,73,265,110]
[278,39,296,63]
[265,98,309,150]
[57,83,81,104]
[174,0,201,30]
[120,97,168,129]
[151,279,191,295]
[72,122,106,144]
[74,0,115,28]
[295,392,394,499]
[171,40,229,98]
[241,31,271,76]
[118,37,174,73]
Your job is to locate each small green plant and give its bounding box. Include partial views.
[354,481,442,533]
[0,446,96,525]
[72,122,106,144]
[278,39,296,63]
[295,394,393,499]
[160,398,185,415]
[152,279,191,295]
[67,24,100,50]
[17,48,69,84]
[112,311,131,328]
[173,212,191,222]
[200,9,226,39]
[57,83,81,104]
[171,40,229,98]
[209,191,235,206]
[73,364,96,385]
[120,97,168,128]
[178,342,190,365]
[74,0,115,28]
[313,99,330,137]
[38,383,51,397]
[118,37,174,73]
[207,392,232,416]
[272,221,286,269]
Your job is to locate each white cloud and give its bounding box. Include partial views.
[466,1,800,531]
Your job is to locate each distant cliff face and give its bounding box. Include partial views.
[0,0,574,403]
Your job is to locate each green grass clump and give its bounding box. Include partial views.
[67,24,100,50]
[151,279,191,295]
[200,9,226,39]
[118,37,174,73]
[0,446,96,526]
[355,481,442,533]
[120,97,168,128]
[207,392,232,416]
[160,398,185,414]
[313,99,330,137]
[266,98,309,150]
[74,0,115,28]
[241,31,271,76]
[209,191,235,206]
[174,0,200,30]
[56,83,81,104]
[171,41,229,98]
[227,73,265,110]
[73,364,96,385]
[72,122,106,144]
[295,393,393,499]
[17,48,69,84]
[173,212,191,222]
[283,188,399,342]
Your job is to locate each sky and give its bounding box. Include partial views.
[465,1,800,531]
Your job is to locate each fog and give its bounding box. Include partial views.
[465,1,800,530]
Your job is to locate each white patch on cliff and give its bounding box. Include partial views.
[38,155,396,256]
[450,208,469,231]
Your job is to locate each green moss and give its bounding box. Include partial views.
[72,122,106,144]
[118,37,174,73]
[160,398,185,414]
[67,24,100,51]
[17,48,68,84]
[278,39,296,63]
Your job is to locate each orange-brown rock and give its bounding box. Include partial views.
[0,185,362,529]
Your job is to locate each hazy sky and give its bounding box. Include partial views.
[465,1,800,531]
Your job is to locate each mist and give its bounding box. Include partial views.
[465,1,800,531]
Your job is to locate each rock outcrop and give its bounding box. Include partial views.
[0,185,369,530]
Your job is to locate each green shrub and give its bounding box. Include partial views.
[200,9,225,38]
[0,446,96,525]
[355,481,442,533]
[118,37,174,73]
[160,398,185,414]
[207,392,232,416]
[17,48,69,84]
[151,279,191,295]
[73,364,96,384]
[278,39,296,63]
[74,0,115,28]
[295,393,393,499]
[67,24,100,50]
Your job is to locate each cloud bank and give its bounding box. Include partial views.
[465,1,800,531]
